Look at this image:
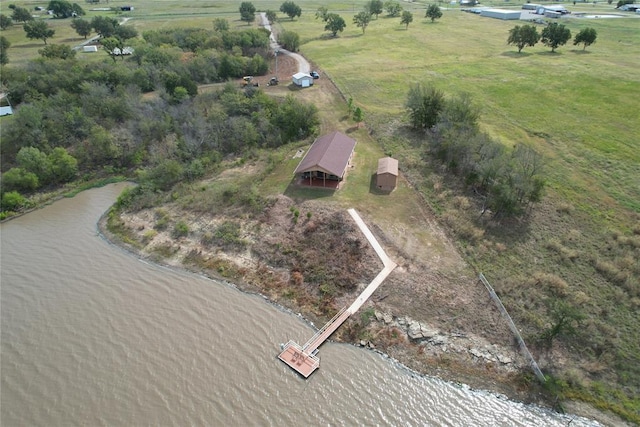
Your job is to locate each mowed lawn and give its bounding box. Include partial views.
[276,5,640,223]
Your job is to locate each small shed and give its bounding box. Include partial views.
[292,72,314,88]
[376,157,398,192]
[480,8,522,20]
[83,45,98,53]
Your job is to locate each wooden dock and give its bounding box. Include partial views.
[278,209,396,378]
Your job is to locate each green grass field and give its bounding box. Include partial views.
[278,5,640,220]
[3,0,639,421]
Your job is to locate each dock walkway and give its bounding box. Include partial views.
[278,209,396,377]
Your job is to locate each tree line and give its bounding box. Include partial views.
[406,83,545,218]
[1,25,319,215]
[508,22,597,53]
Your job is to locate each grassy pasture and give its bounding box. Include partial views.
[279,7,640,220]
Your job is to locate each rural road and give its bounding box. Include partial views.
[260,13,311,74]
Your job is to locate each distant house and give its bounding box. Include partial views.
[294,131,357,187]
[292,72,314,88]
[376,157,398,192]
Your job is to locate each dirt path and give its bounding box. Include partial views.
[260,13,310,74]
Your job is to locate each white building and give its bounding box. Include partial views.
[480,8,522,19]
[292,72,314,88]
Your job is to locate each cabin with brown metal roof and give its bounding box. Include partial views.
[294,131,356,188]
[376,157,398,192]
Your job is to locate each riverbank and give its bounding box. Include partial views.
[98,189,626,426]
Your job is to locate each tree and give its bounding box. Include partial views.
[366,0,384,18]
[316,6,329,21]
[11,7,33,24]
[265,10,277,24]
[213,18,229,32]
[0,14,13,30]
[114,25,138,42]
[100,36,121,62]
[385,1,403,17]
[239,2,256,25]
[425,4,442,22]
[24,20,55,45]
[17,147,52,184]
[353,11,372,34]
[1,168,39,193]
[0,35,9,65]
[279,1,301,20]
[71,2,85,16]
[272,95,319,143]
[539,300,585,347]
[507,24,539,53]
[353,106,364,127]
[91,16,118,38]
[324,13,346,37]
[279,30,300,51]
[437,92,480,133]
[39,43,76,59]
[406,83,444,130]
[573,27,597,51]
[71,17,92,39]
[48,147,78,183]
[400,11,413,29]
[47,1,84,18]
[541,22,571,52]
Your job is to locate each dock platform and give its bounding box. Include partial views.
[278,209,396,377]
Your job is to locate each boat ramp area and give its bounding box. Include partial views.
[278,208,397,378]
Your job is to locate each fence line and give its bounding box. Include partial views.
[479,273,546,383]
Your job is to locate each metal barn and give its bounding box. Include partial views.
[292,72,314,88]
[480,8,522,20]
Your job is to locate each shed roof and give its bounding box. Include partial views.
[377,157,398,176]
[294,131,357,177]
[293,72,312,80]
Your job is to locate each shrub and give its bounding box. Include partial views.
[154,208,171,231]
[142,229,158,244]
[214,221,246,249]
[172,221,189,238]
[1,168,39,193]
[1,191,26,211]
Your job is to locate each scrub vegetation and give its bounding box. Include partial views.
[1,0,638,423]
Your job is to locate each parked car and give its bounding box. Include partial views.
[310,71,320,79]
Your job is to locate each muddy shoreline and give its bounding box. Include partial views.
[97,192,630,426]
